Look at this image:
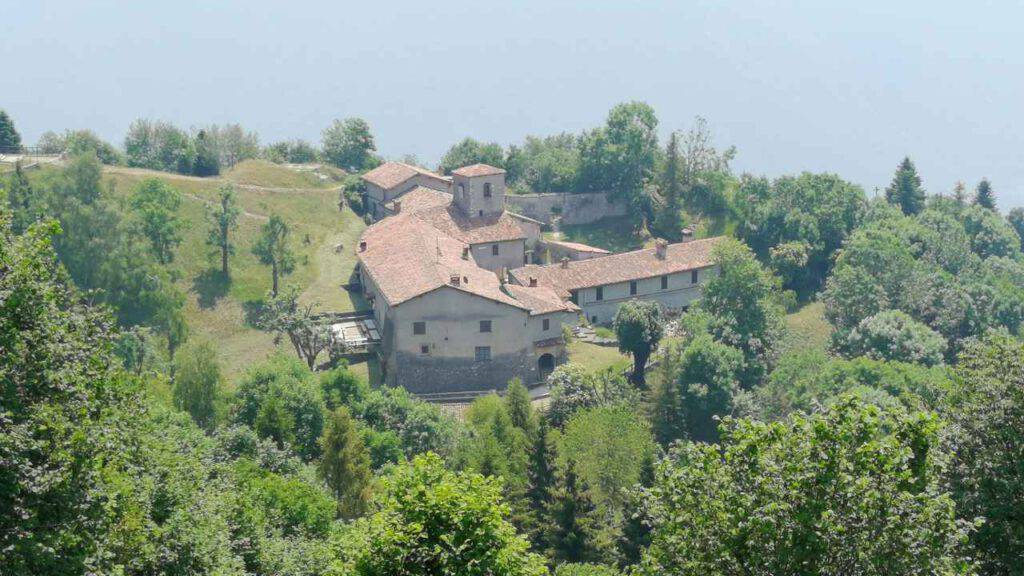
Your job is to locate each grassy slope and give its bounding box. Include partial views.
[781,301,831,355]
[100,161,368,381]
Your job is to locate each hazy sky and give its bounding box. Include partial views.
[4,0,1023,208]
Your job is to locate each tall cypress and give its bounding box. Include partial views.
[546,459,600,564]
[885,157,926,215]
[525,421,557,547]
[319,407,372,519]
[0,109,21,151]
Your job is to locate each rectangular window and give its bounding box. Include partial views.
[661,275,669,290]
[591,315,598,324]
[420,344,429,354]
[630,280,637,295]
[596,286,604,301]
[480,320,492,333]
[542,318,550,331]
[491,244,499,256]
[570,290,579,305]
[691,269,699,284]
[475,346,491,362]
[413,321,426,335]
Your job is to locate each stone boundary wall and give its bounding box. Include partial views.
[504,191,628,225]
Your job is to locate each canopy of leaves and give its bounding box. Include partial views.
[439,137,506,174]
[638,398,975,576]
[842,309,947,366]
[321,117,379,172]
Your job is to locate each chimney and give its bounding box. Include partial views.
[358,240,367,252]
[449,274,461,286]
[392,200,401,214]
[561,257,570,269]
[681,227,694,243]
[462,246,470,260]
[655,239,668,260]
[529,277,538,287]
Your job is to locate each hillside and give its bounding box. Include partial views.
[98,161,369,381]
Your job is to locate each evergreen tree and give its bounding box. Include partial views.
[505,377,537,436]
[885,157,925,215]
[952,180,967,206]
[0,109,20,151]
[652,131,683,239]
[526,420,557,548]
[618,451,656,567]
[973,178,996,210]
[5,162,35,234]
[206,185,239,276]
[172,340,222,431]
[252,214,295,296]
[546,460,600,565]
[319,407,372,519]
[1008,207,1024,252]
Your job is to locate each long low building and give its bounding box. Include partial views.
[509,237,724,325]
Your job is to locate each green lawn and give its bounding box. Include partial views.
[567,339,631,373]
[547,215,651,253]
[99,163,369,382]
[224,159,347,189]
[782,301,831,354]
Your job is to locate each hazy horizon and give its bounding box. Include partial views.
[4,0,1022,208]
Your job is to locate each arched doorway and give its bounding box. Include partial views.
[538,353,555,382]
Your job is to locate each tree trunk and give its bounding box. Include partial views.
[630,347,650,388]
[221,241,229,276]
[271,262,279,296]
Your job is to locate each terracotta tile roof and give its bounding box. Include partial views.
[412,204,528,244]
[510,237,725,297]
[545,239,611,254]
[504,284,580,316]
[386,186,451,214]
[357,214,526,308]
[361,162,448,190]
[451,163,506,177]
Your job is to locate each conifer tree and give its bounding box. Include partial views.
[973,178,996,211]
[5,162,35,234]
[885,157,926,215]
[1008,207,1024,252]
[652,131,684,239]
[618,451,656,566]
[526,420,557,547]
[319,407,372,519]
[953,180,967,206]
[0,109,21,151]
[546,460,600,564]
[505,378,537,436]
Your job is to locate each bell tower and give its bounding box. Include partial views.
[451,164,506,218]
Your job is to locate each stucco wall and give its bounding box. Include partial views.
[504,192,629,225]
[470,239,528,272]
[453,172,505,218]
[385,287,537,392]
[575,265,718,325]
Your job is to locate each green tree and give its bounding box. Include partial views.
[255,395,296,449]
[439,137,506,174]
[0,109,21,150]
[546,460,601,565]
[638,398,975,576]
[942,332,1024,574]
[319,407,372,519]
[322,117,379,171]
[171,339,222,431]
[255,287,329,370]
[525,420,557,547]
[885,156,926,215]
[972,177,996,210]
[5,161,36,234]
[842,309,947,366]
[340,453,546,576]
[129,178,183,264]
[698,238,785,388]
[650,131,684,239]
[952,180,967,205]
[206,184,240,276]
[153,289,188,371]
[1008,207,1024,251]
[650,335,743,444]
[191,128,220,176]
[253,213,296,296]
[505,377,537,436]
[613,300,664,386]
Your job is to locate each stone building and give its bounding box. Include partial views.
[355,164,577,393]
[510,237,724,325]
[361,161,450,219]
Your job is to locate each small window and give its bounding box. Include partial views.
[483,182,492,198]
[491,244,499,256]
[420,344,429,354]
[591,315,598,324]
[478,210,483,217]
[661,275,669,290]
[596,286,604,301]
[480,320,492,333]
[630,280,637,295]
[542,318,550,331]
[475,346,491,362]
[413,321,426,335]
[570,290,579,304]
[458,183,465,197]
[691,270,699,284]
